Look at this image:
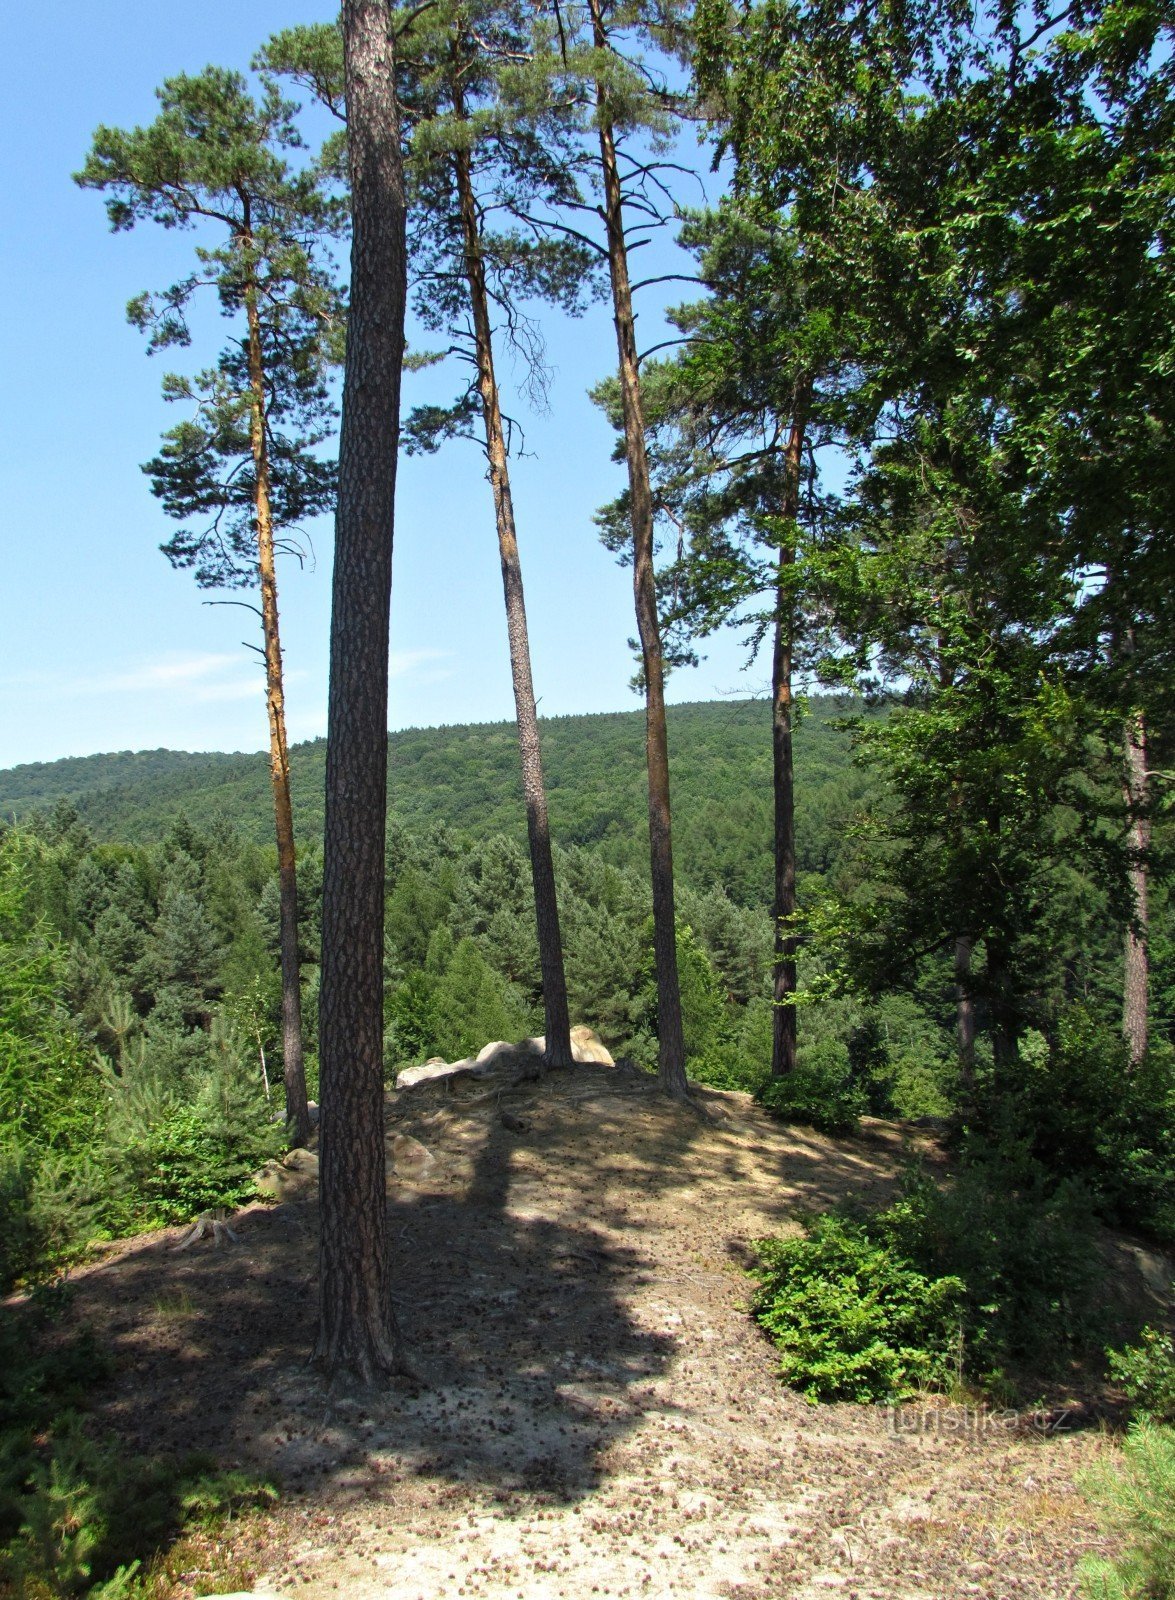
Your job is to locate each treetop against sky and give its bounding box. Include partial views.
[0,0,748,769]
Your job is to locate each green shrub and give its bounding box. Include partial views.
[888,1147,1105,1379]
[758,1039,867,1135]
[1080,1424,1175,1600]
[975,1010,1175,1243]
[751,1152,1105,1403]
[5,1417,276,1599]
[103,1023,282,1226]
[1108,1329,1175,1426]
[0,1142,39,1290]
[751,1214,965,1402]
[0,1293,274,1599]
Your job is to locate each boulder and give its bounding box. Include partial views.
[254,1160,287,1199]
[390,1133,435,1178]
[283,1148,319,1176]
[570,1025,614,1066]
[395,1056,488,1090]
[475,1040,516,1066]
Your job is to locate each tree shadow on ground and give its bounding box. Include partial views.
[34,1061,923,1551]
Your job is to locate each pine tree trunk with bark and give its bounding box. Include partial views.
[243,255,311,1149]
[1122,708,1150,1066]
[770,392,810,1079]
[451,120,573,1071]
[314,0,410,1384]
[589,0,688,1100]
[953,934,976,1091]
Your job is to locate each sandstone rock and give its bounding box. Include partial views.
[282,1148,319,1176]
[570,1025,614,1066]
[395,1057,484,1090]
[254,1160,290,1199]
[390,1133,435,1177]
[476,1040,516,1066]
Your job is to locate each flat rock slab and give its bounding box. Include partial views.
[394,1057,491,1090]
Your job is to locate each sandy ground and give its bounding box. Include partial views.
[53,1058,1167,1600]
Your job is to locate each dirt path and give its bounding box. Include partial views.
[62,1061,1126,1599]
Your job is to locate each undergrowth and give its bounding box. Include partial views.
[1080,1424,1175,1600]
[752,1150,1107,1403]
[0,1291,275,1599]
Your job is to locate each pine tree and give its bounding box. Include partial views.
[314,0,412,1384]
[76,68,344,1147]
[263,2,591,1071]
[548,0,696,1099]
[399,0,590,1068]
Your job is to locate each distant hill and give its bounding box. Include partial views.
[0,697,873,905]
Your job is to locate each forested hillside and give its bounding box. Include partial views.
[0,697,871,905]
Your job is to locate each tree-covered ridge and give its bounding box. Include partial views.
[0,697,874,905]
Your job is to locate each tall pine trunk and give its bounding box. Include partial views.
[243,255,311,1149]
[770,392,810,1079]
[452,123,573,1071]
[590,0,688,1099]
[1122,708,1150,1065]
[953,934,977,1090]
[315,0,409,1383]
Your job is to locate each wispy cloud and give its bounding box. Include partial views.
[1,652,263,704]
[389,647,454,684]
[1,647,452,720]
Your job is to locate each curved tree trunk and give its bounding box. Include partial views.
[770,391,810,1079]
[452,123,573,1071]
[589,0,688,1100]
[315,0,409,1384]
[243,261,311,1150]
[1122,708,1150,1066]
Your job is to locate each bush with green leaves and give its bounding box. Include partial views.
[752,1152,1106,1402]
[102,1021,282,1225]
[1107,1328,1175,1426]
[5,1418,276,1599]
[1079,1424,1175,1600]
[751,1212,965,1402]
[0,1291,275,1599]
[757,1038,867,1135]
[887,1146,1105,1381]
[975,1009,1175,1243]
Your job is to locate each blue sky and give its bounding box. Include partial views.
[0,0,756,770]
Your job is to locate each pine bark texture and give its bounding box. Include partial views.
[770,394,810,1079]
[590,0,688,1099]
[314,0,408,1383]
[953,934,976,1089]
[243,266,311,1149]
[452,127,573,1071]
[1122,708,1150,1065]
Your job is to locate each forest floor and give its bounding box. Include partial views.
[49,1056,1172,1600]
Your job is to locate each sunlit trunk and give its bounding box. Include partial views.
[770,390,810,1078]
[315,0,410,1383]
[1122,708,1150,1065]
[589,0,688,1098]
[243,248,311,1149]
